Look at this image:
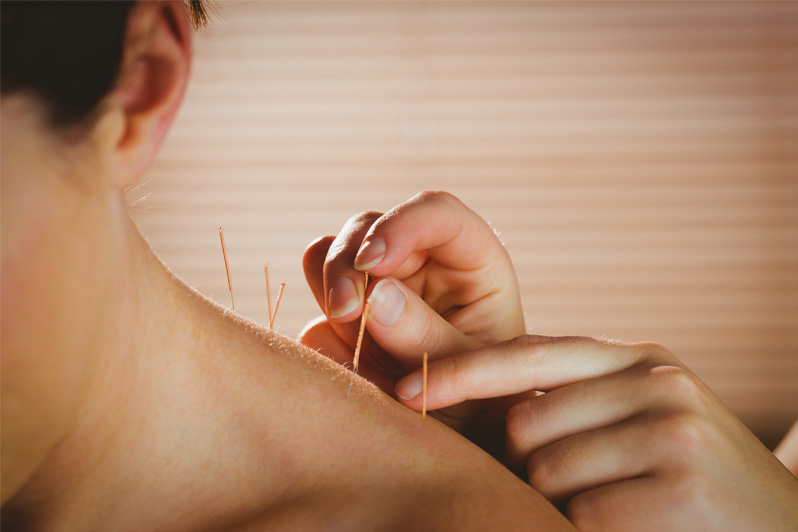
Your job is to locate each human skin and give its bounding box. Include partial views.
[300,191,529,432]
[302,193,798,531]
[0,2,575,530]
[396,335,798,531]
[776,421,798,476]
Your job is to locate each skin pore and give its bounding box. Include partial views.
[0,2,573,530]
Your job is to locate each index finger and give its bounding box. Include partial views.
[395,335,678,411]
[353,190,512,278]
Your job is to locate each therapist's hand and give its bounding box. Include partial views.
[395,335,798,531]
[299,190,525,430]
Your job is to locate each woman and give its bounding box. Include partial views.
[0,2,573,530]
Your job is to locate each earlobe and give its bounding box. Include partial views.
[111,1,192,191]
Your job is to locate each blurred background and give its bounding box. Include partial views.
[131,1,797,447]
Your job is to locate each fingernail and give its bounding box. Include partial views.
[329,277,360,319]
[396,372,422,400]
[368,279,405,326]
[354,238,386,271]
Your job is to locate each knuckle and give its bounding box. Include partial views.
[655,411,710,459]
[670,468,712,511]
[670,469,696,503]
[506,399,550,467]
[329,212,383,255]
[304,235,334,255]
[525,449,556,496]
[415,189,457,205]
[411,190,466,218]
[506,399,548,443]
[430,354,474,404]
[412,318,445,356]
[648,365,704,403]
[508,335,549,359]
[442,353,470,394]
[324,237,350,263]
[505,401,531,444]
[567,495,602,532]
[636,341,676,362]
[303,236,334,268]
[349,210,382,225]
[506,335,570,376]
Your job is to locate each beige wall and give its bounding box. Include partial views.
[132,1,798,447]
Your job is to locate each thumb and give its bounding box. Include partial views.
[365,277,482,370]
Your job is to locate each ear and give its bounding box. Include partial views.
[110,0,193,190]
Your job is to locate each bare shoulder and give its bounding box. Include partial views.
[202,326,574,532]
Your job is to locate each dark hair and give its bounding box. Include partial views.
[0,1,208,132]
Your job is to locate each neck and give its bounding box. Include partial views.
[4,218,337,529]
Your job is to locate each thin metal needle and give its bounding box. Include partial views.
[218,227,235,311]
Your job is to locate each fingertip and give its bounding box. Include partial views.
[303,236,334,285]
[297,315,329,347]
[396,371,423,401]
[303,236,335,312]
[328,299,361,321]
[297,316,355,367]
[303,235,335,266]
[363,277,480,371]
[367,278,406,327]
[354,237,386,272]
[327,276,365,321]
